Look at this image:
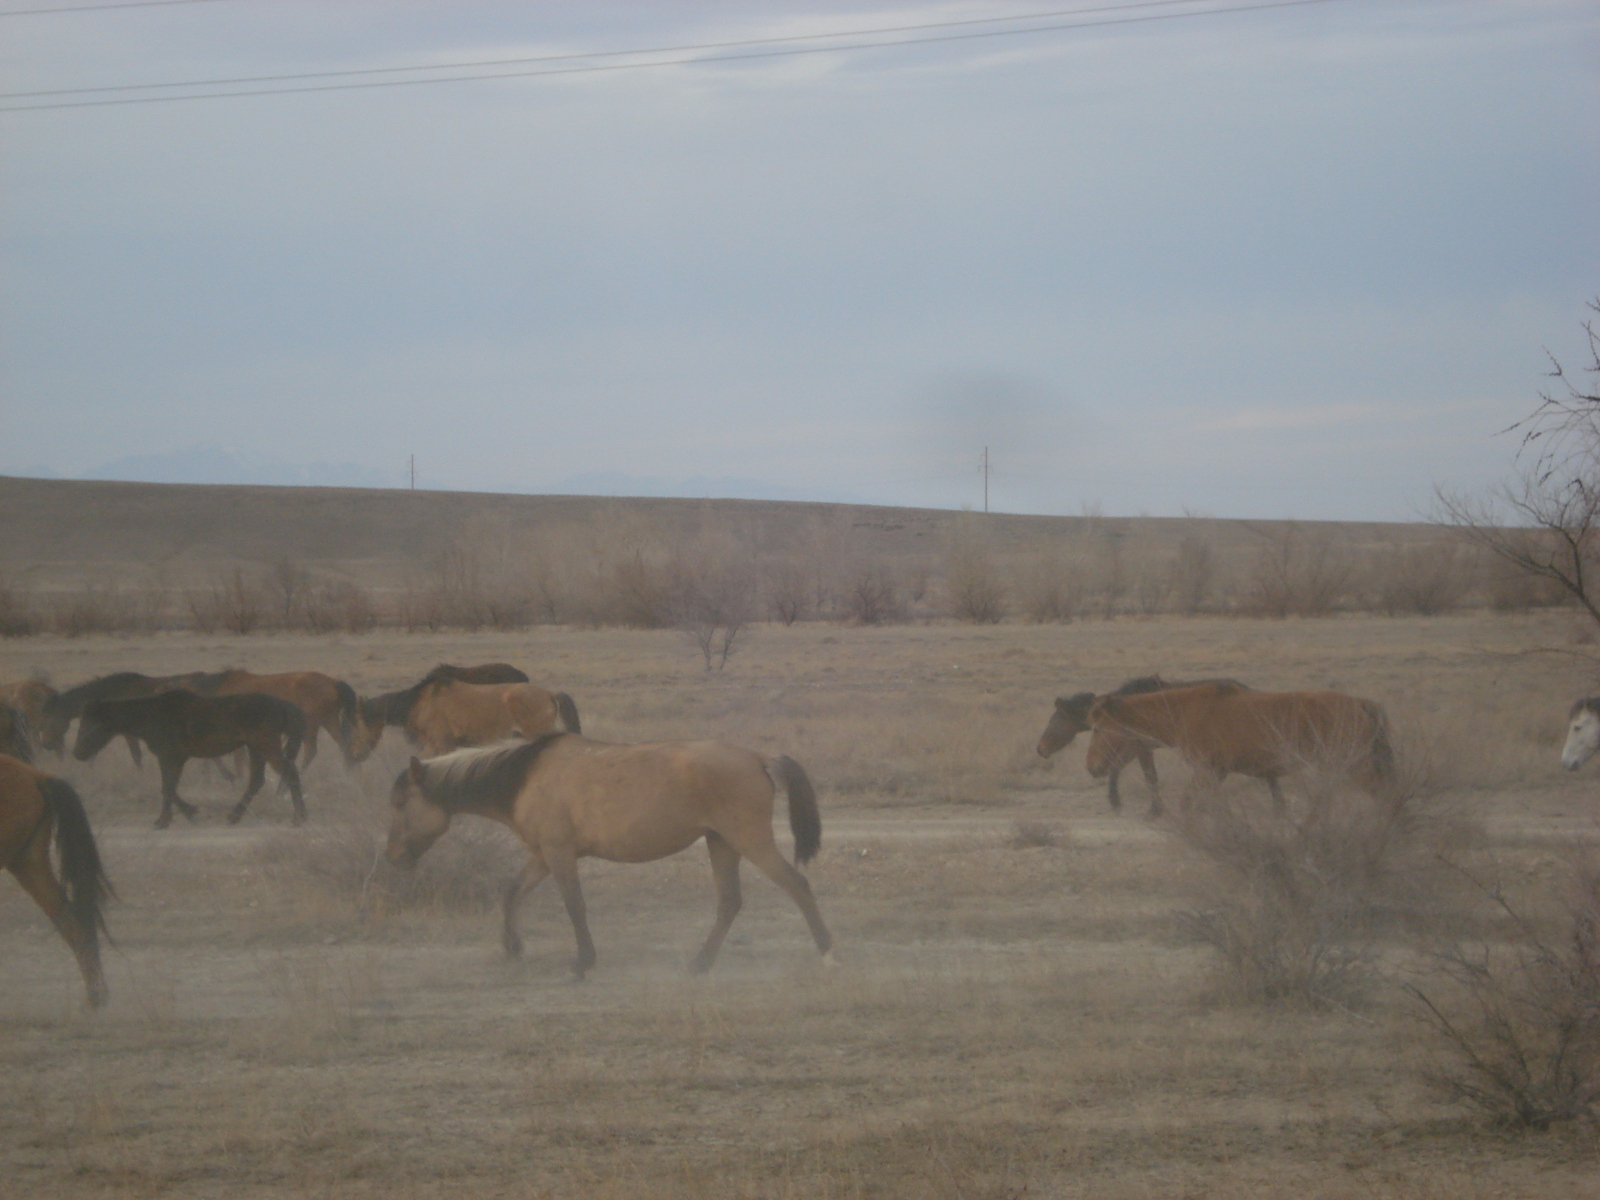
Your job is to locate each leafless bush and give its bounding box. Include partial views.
[259,817,526,916]
[0,577,39,638]
[1367,542,1471,616]
[662,535,757,670]
[51,583,139,636]
[1168,532,1215,615]
[944,541,1006,624]
[188,568,264,635]
[844,563,903,625]
[301,578,379,634]
[1409,863,1600,1129]
[1481,538,1573,611]
[1242,522,1353,617]
[265,557,312,629]
[765,559,811,625]
[1175,786,1421,1007]
[1016,553,1079,622]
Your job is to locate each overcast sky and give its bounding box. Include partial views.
[2,0,1596,519]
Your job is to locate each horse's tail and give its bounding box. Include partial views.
[554,692,582,735]
[768,755,821,866]
[39,776,113,943]
[333,680,358,753]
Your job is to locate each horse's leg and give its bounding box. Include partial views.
[733,838,833,963]
[1138,747,1162,818]
[276,740,306,825]
[545,847,596,979]
[8,849,107,1007]
[1105,764,1123,812]
[228,748,266,825]
[690,832,743,975]
[123,735,143,770]
[1266,776,1286,814]
[156,754,196,828]
[299,720,319,769]
[501,854,550,958]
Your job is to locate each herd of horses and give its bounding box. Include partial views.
[4,656,1597,1009]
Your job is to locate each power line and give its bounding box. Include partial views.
[0,0,1346,112]
[0,0,231,16]
[0,0,1260,98]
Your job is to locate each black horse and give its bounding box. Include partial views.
[35,670,229,762]
[73,690,306,828]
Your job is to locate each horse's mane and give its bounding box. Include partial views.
[412,734,565,814]
[52,672,155,713]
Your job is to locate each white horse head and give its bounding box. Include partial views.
[1560,698,1600,771]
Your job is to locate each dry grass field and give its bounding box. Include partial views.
[4,612,1600,1198]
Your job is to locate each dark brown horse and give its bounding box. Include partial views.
[1,753,112,1006]
[387,735,833,979]
[34,670,228,764]
[348,663,533,762]
[73,691,305,828]
[202,669,359,767]
[1086,682,1393,813]
[1037,676,1249,817]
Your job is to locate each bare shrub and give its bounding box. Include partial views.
[1368,542,1471,616]
[1409,863,1600,1128]
[1168,531,1215,615]
[52,583,139,636]
[0,577,39,638]
[265,557,312,629]
[188,567,264,634]
[1483,538,1573,611]
[766,559,811,625]
[844,563,903,625]
[302,578,379,634]
[1016,553,1078,622]
[260,817,526,916]
[662,534,757,670]
[1242,522,1353,617]
[1175,786,1420,1007]
[944,538,1006,624]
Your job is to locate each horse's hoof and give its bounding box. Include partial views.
[154,815,172,830]
[687,957,713,976]
[291,815,307,827]
[820,949,839,971]
[502,934,523,958]
[226,810,244,826]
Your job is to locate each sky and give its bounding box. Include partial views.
[1,0,1596,520]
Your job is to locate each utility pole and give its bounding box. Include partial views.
[409,455,415,490]
[982,446,989,513]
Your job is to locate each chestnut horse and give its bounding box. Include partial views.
[1086,682,1393,813]
[1,753,112,1006]
[1037,676,1250,817]
[74,691,305,828]
[202,669,358,767]
[349,663,530,762]
[387,735,833,979]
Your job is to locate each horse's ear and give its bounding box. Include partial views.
[408,757,425,785]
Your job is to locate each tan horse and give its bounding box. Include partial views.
[403,679,580,757]
[346,664,533,762]
[1086,681,1393,812]
[0,679,53,755]
[0,753,113,1006]
[203,669,358,767]
[387,735,834,979]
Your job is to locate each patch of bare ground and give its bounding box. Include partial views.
[3,614,1600,1196]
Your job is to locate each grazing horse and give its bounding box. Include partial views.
[1037,676,1250,817]
[0,753,112,1006]
[201,669,359,767]
[1561,696,1600,771]
[73,691,305,828]
[34,670,227,764]
[348,663,531,762]
[1086,681,1393,813]
[387,735,834,979]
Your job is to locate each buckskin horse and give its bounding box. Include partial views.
[348,663,531,762]
[387,735,834,979]
[1561,696,1600,771]
[1086,681,1394,813]
[1037,676,1250,818]
[1,753,113,1006]
[73,691,306,828]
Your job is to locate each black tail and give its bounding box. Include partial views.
[770,755,821,866]
[554,692,582,735]
[333,680,358,755]
[39,777,112,944]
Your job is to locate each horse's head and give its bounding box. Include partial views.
[34,692,72,753]
[1037,692,1095,758]
[71,701,118,762]
[386,757,452,867]
[1562,697,1600,771]
[345,697,390,764]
